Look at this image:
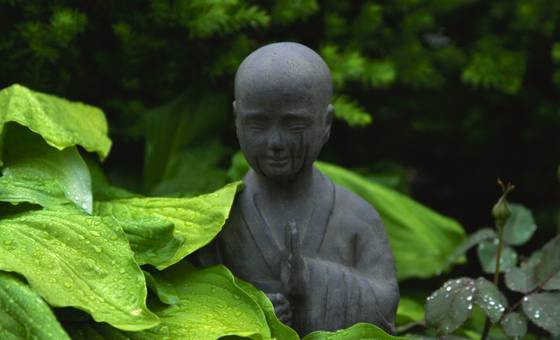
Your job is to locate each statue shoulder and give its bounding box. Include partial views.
[327,179,383,228]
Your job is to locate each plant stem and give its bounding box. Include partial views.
[480,222,505,340]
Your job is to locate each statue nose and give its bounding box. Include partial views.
[268,129,284,151]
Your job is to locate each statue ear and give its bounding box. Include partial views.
[323,104,334,144]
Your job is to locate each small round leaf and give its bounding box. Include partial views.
[425,278,476,334]
[474,277,508,323]
[477,240,517,274]
[503,204,537,246]
[501,312,527,338]
[522,292,560,336]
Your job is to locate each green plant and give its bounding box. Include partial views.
[424,180,560,338]
[0,85,420,339]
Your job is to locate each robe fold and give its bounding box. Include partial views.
[194,168,399,335]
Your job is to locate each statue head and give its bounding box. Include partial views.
[234,42,334,182]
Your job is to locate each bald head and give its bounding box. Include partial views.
[235,42,333,114]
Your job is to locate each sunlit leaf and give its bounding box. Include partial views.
[0,271,70,340]
[425,278,476,334]
[95,181,242,269]
[0,207,159,331]
[0,84,111,162]
[502,203,537,246]
[0,125,93,213]
[521,292,560,336]
[477,240,517,273]
[500,312,527,338]
[234,277,299,340]
[303,322,407,339]
[474,278,507,323]
[396,297,425,324]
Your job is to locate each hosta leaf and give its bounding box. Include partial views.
[0,125,92,213]
[425,278,476,334]
[503,204,537,246]
[234,277,299,340]
[396,297,425,324]
[474,278,508,323]
[302,322,408,339]
[95,181,242,269]
[0,271,70,340]
[0,207,159,331]
[477,240,517,273]
[534,236,560,290]
[315,162,466,280]
[228,154,467,280]
[500,312,527,338]
[522,292,560,336]
[69,264,297,340]
[143,88,228,191]
[103,216,184,267]
[442,228,496,270]
[131,263,272,339]
[0,84,111,161]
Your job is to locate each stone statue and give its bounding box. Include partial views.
[195,42,399,336]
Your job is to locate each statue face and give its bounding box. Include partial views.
[235,88,330,182]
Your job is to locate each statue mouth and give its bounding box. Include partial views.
[266,158,288,167]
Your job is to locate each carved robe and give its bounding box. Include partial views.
[195,168,399,336]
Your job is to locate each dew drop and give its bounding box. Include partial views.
[446,286,452,292]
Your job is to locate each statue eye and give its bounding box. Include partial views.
[288,125,306,131]
[247,123,265,131]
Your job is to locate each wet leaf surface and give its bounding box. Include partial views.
[534,236,560,290]
[474,277,508,323]
[500,312,527,338]
[425,278,476,334]
[0,271,70,340]
[0,84,111,161]
[477,240,517,273]
[522,292,560,336]
[95,181,242,269]
[0,207,158,331]
[505,251,541,293]
[302,322,408,339]
[0,125,93,213]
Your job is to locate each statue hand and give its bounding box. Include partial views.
[266,292,292,325]
[281,221,306,297]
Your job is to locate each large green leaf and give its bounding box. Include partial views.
[425,278,476,335]
[315,162,466,280]
[396,297,425,325]
[521,292,560,336]
[0,207,159,331]
[0,271,70,340]
[95,181,242,269]
[302,322,409,340]
[473,278,507,323]
[234,277,299,340]
[502,203,537,246]
[67,264,285,340]
[143,88,228,191]
[227,153,466,280]
[0,125,93,213]
[0,84,111,161]
[103,215,184,268]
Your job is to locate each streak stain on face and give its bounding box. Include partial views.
[235,84,329,182]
